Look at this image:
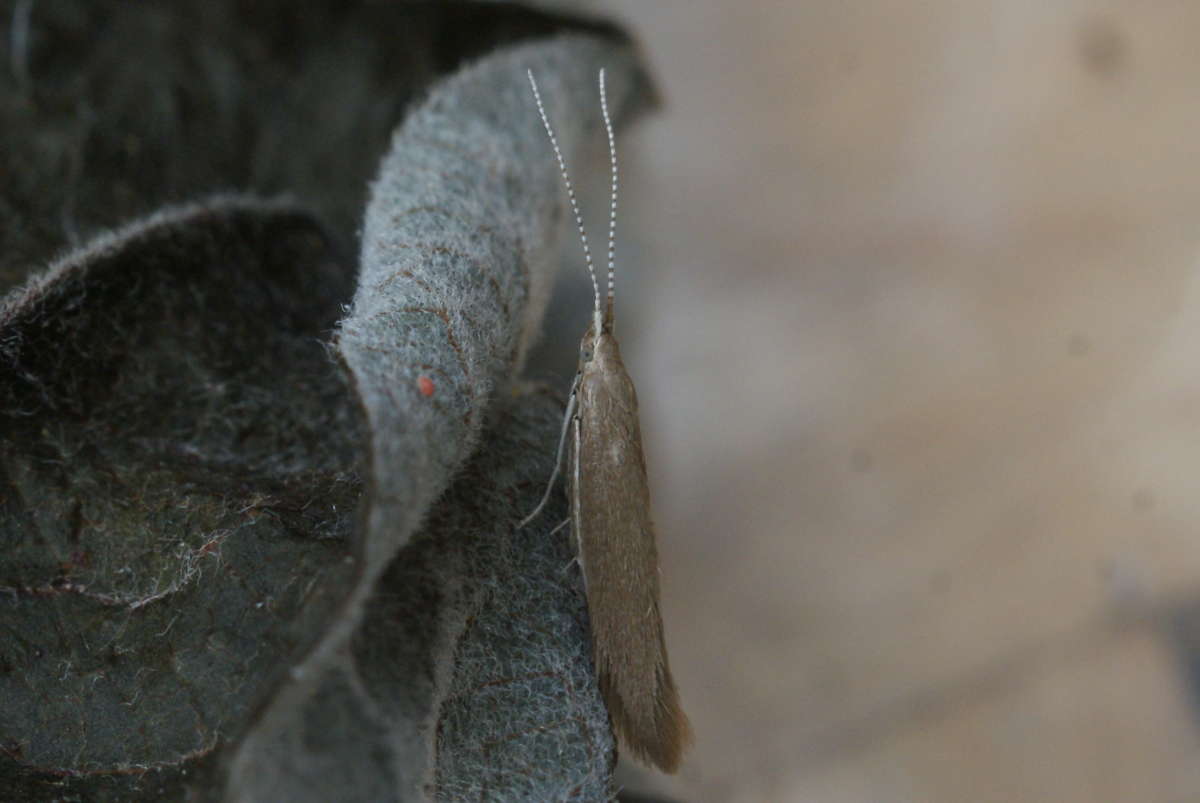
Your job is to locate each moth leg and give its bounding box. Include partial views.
[570,413,587,593]
[517,375,580,528]
[545,519,579,577]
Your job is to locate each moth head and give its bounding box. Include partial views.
[578,323,622,374]
[579,322,598,366]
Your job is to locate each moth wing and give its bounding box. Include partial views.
[570,346,690,773]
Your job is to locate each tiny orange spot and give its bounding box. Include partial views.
[418,375,435,397]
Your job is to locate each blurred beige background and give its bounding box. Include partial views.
[576,2,1200,801]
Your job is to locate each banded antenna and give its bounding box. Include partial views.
[598,68,617,329]
[527,69,610,337]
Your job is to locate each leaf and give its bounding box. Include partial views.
[228,34,649,803]
[0,199,364,799]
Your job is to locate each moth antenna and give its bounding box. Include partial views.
[528,69,603,335]
[599,68,617,330]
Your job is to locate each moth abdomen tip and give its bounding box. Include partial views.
[600,664,692,774]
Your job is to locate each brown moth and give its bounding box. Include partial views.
[523,68,691,773]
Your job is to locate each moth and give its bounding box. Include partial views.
[522,68,691,773]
